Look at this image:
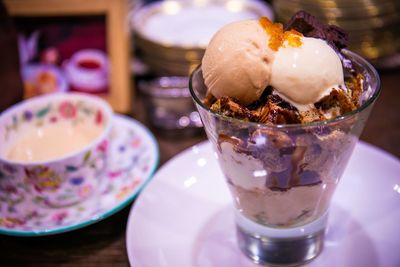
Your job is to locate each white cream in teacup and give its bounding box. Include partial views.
[7,121,103,162]
[0,93,113,210]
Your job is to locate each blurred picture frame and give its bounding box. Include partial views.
[4,0,132,113]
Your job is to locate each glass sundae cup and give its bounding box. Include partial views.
[189,50,380,265]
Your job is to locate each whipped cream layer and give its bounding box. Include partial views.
[218,141,337,227]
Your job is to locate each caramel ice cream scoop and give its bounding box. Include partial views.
[202,20,274,105]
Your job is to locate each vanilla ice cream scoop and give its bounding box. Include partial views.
[270,37,345,111]
[202,20,274,105]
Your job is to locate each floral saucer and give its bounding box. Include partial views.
[0,115,159,236]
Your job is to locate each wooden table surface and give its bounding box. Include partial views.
[0,69,399,267]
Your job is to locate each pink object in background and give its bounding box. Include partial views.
[64,49,109,94]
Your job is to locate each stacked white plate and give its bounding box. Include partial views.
[273,0,400,68]
[132,0,273,76]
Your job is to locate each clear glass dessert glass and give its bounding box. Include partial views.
[189,50,380,266]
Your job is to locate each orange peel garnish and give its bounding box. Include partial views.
[259,17,303,51]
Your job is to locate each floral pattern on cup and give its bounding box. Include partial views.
[24,166,63,192]
[0,93,113,210]
[0,116,158,235]
[58,101,77,118]
[3,99,105,141]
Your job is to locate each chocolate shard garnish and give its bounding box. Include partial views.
[285,10,348,52]
[285,10,323,36]
[285,10,354,72]
[326,25,348,50]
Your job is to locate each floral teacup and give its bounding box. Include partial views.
[0,93,113,209]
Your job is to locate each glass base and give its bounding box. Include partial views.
[235,211,328,266]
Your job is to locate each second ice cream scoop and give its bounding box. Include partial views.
[270,37,345,111]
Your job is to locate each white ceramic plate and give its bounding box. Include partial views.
[126,141,400,267]
[0,115,159,236]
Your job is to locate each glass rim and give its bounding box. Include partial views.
[189,49,381,129]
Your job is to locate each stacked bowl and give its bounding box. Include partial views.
[131,0,273,131]
[273,0,400,68]
[133,0,273,76]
